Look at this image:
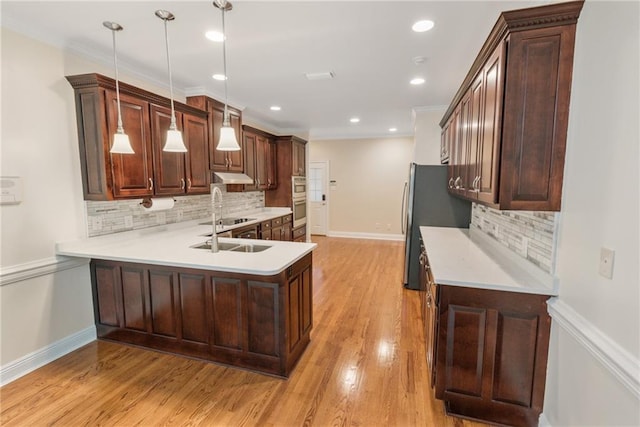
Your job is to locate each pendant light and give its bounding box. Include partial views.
[155,10,188,152]
[213,0,241,151]
[103,21,134,154]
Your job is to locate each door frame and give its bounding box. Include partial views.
[309,160,330,236]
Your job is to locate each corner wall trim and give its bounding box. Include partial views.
[0,256,89,287]
[0,326,96,386]
[538,413,552,427]
[548,298,640,399]
[326,231,404,242]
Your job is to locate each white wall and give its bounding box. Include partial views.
[412,107,447,165]
[309,137,413,239]
[544,1,640,425]
[0,27,178,380]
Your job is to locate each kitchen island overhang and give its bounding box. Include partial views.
[57,220,316,377]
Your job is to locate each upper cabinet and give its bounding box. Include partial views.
[441,1,584,211]
[186,95,243,173]
[292,139,306,177]
[265,135,308,208]
[67,73,210,200]
[242,125,277,192]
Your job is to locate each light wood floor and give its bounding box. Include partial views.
[1,236,487,427]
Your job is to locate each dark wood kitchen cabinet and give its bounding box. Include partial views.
[242,125,277,192]
[265,135,308,208]
[440,1,584,211]
[67,73,210,200]
[433,285,551,427]
[186,95,243,173]
[90,253,313,377]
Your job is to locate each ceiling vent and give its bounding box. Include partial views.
[304,71,335,81]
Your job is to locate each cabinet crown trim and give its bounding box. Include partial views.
[440,0,584,126]
[66,73,207,118]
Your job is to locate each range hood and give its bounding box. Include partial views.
[213,172,254,185]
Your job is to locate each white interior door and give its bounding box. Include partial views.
[309,161,328,235]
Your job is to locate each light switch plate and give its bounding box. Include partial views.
[599,247,615,279]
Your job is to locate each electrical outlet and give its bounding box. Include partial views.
[124,215,133,228]
[177,209,184,221]
[599,247,615,279]
[386,223,391,231]
[375,222,381,230]
[91,216,103,232]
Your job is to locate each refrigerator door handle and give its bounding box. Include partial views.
[401,181,408,234]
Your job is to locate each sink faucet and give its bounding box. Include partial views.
[211,185,223,253]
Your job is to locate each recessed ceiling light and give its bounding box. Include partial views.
[305,71,335,81]
[212,74,227,81]
[350,117,360,123]
[410,77,426,85]
[389,127,398,132]
[412,20,434,33]
[205,30,224,42]
[270,106,281,111]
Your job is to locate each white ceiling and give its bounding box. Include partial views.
[1,0,553,140]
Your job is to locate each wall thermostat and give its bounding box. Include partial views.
[0,176,23,205]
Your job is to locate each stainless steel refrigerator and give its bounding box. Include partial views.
[402,163,471,290]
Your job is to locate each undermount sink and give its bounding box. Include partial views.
[191,242,272,253]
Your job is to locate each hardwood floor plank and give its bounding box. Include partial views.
[1,237,488,427]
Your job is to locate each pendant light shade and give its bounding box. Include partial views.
[155,10,187,153]
[214,0,241,151]
[103,21,134,154]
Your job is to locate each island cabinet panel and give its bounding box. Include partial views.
[178,273,209,344]
[147,270,178,338]
[120,266,147,332]
[211,278,243,350]
[434,285,551,427]
[247,282,280,357]
[90,254,312,377]
[92,263,121,327]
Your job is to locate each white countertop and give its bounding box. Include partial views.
[56,213,314,276]
[419,226,556,295]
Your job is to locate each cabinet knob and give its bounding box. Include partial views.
[148,178,154,191]
[229,158,233,167]
[448,178,454,189]
[187,179,191,190]
[180,178,185,190]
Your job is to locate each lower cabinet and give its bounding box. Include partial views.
[90,254,313,377]
[259,214,294,241]
[429,284,551,427]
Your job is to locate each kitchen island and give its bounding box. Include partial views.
[56,220,316,377]
[418,226,555,427]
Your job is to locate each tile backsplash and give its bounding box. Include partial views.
[471,203,558,274]
[86,185,264,237]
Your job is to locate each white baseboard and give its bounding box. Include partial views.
[547,298,640,399]
[0,326,96,386]
[326,230,404,241]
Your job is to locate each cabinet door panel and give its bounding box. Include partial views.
[107,91,154,198]
[209,106,228,170]
[151,105,185,195]
[243,133,257,191]
[227,113,243,171]
[94,263,121,327]
[183,113,210,194]
[148,270,177,337]
[478,45,504,204]
[179,273,208,344]
[247,281,279,357]
[121,266,147,331]
[212,277,243,350]
[466,74,483,199]
[288,276,301,351]
[492,312,538,406]
[501,29,570,210]
[443,305,487,397]
[255,135,270,190]
[301,267,312,335]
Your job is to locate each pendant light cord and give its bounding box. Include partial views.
[163,19,178,130]
[112,30,124,132]
[221,3,230,126]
